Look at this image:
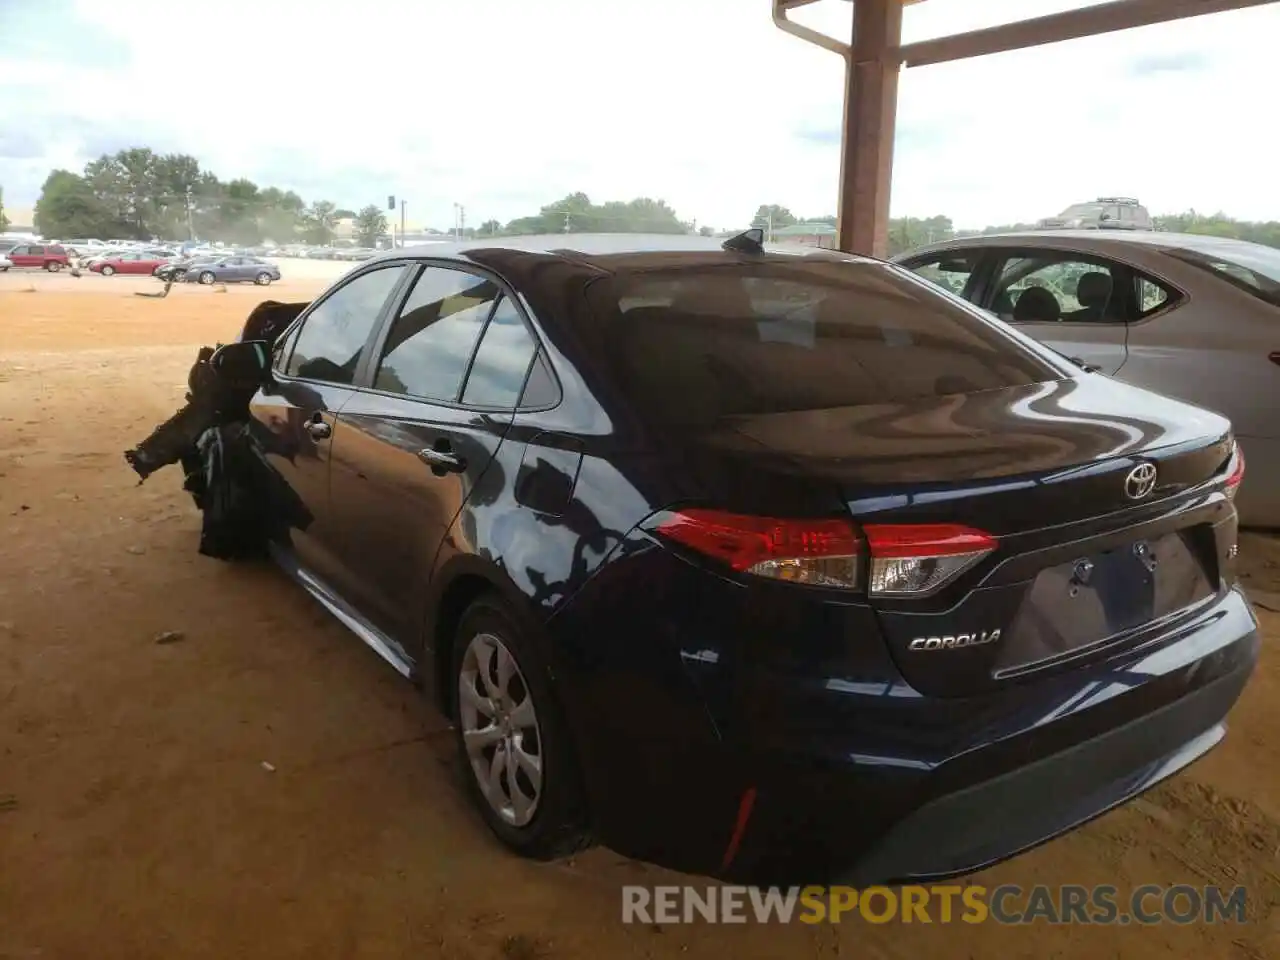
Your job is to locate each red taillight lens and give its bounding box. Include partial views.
[863,524,997,597]
[652,511,999,595]
[653,509,861,588]
[1225,443,1245,499]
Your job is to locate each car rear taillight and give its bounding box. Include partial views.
[863,524,997,597]
[1224,442,1245,500]
[651,510,998,596]
[653,509,861,588]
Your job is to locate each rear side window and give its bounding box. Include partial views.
[1165,246,1280,309]
[588,260,1063,427]
[460,297,539,409]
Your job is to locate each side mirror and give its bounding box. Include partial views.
[209,340,272,387]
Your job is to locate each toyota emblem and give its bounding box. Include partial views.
[1124,462,1158,500]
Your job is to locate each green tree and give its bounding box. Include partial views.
[259,187,305,244]
[302,200,338,244]
[333,208,357,220]
[479,218,502,236]
[885,215,956,256]
[698,225,714,237]
[752,204,798,231]
[501,192,686,235]
[354,204,388,246]
[33,170,117,238]
[0,186,8,232]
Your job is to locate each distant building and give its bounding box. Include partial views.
[2,205,37,238]
[770,221,838,248]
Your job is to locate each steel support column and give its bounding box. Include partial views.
[774,0,1279,257]
[837,0,902,257]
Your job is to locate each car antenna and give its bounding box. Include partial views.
[721,228,765,254]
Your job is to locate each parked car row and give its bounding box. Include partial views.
[270,245,379,261]
[0,239,281,285]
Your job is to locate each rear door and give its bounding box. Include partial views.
[328,265,540,652]
[979,248,1137,375]
[9,245,35,268]
[248,262,412,586]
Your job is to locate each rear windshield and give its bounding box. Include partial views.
[1165,242,1280,308]
[587,259,1065,426]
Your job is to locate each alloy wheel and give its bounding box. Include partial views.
[458,631,543,827]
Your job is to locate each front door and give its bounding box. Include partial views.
[981,250,1133,375]
[248,261,413,584]
[328,268,540,654]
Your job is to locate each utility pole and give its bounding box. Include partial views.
[563,211,571,233]
[400,199,407,248]
[459,205,465,239]
[185,186,195,241]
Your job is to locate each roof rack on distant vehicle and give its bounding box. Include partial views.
[1096,197,1141,205]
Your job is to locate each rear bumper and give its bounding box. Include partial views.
[730,590,1258,886]
[844,667,1239,884]
[551,536,1260,883]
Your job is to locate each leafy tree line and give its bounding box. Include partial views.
[482,191,692,237]
[30,148,391,247]
[26,150,696,248]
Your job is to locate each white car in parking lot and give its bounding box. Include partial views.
[0,253,11,271]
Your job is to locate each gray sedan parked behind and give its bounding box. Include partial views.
[894,231,1278,527]
[185,255,281,286]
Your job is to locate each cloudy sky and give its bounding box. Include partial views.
[1,0,1276,231]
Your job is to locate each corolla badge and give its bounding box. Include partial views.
[1124,462,1158,500]
[909,629,1001,651]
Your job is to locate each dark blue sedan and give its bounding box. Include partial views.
[187,232,1257,884]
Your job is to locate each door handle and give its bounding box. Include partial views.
[417,446,466,473]
[305,417,331,440]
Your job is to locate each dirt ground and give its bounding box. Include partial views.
[1,270,1277,960]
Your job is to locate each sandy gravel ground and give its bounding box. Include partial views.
[0,269,1277,959]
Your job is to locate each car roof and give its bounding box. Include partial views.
[365,232,876,273]
[895,229,1273,261]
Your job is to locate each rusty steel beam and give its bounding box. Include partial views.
[837,0,902,256]
[899,0,1280,68]
[773,0,1280,257]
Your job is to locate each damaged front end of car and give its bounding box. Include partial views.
[124,300,312,560]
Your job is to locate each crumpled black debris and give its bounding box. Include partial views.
[124,300,311,560]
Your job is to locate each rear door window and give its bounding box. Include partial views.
[589,259,1064,427]
[373,265,500,402]
[460,297,539,409]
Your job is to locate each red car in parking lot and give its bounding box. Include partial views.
[89,251,173,276]
[7,243,71,271]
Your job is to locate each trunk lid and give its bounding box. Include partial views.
[697,376,1237,697]
[707,376,1232,535]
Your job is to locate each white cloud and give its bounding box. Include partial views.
[1,0,1277,230]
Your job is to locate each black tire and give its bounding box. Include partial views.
[45,261,62,272]
[198,271,215,285]
[254,272,272,285]
[101,265,115,277]
[450,593,593,860]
